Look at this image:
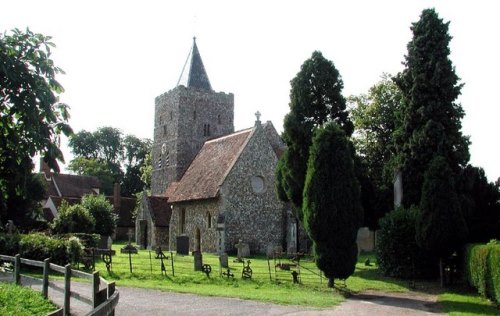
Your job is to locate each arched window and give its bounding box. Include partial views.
[193,110,197,120]
[217,114,221,124]
[180,208,186,234]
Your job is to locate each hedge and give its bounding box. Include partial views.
[465,240,500,305]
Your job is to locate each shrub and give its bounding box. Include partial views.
[51,202,95,234]
[19,233,68,265]
[376,206,437,279]
[70,233,100,248]
[465,240,500,304]
[67,236,84,266]
[0,233,20,255]
[80,194,117,236]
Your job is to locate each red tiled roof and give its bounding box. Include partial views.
[148,196,171,227]
[168,128,253,202]
[44,173,101,198]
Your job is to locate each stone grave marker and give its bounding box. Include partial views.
[193,251,203,271]
[219,253,229,268]
[235,240,250,262]
[177,235,189,255]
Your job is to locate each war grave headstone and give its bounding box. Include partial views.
[193,251,203,271]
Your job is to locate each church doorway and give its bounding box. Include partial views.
[195,228,201,252]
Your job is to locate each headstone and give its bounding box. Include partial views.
[219,253,229,268]
[393,169,403,208]
[177,235,189,255]
[193,251,203,271]
[287,245,297,255]
[107,236,113,250]
[99,235,110,249]
[235,240,250,261]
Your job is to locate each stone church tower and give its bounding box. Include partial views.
[151,38,234,195]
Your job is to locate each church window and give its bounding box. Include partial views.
[207,212,212,228]
[193,110,196,120]
[165,151,170,167]
[218,114,221,124]
[157,158,162,169]
[203,124,211,136]
[251,176,266,193]
[163,125,167,136]
[180,208,186,234]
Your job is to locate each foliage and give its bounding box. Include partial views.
[67,236,84,266]
[277,51,353,220]
[376,206,437,279]
[68,127,151,196]
[0,28,72,227]
[0,283,57,316]
[139,152,152,190]
[51,201,95,234]
[458,165,500,242]
[395,9,470,207]
[302,123,362,286]
[18,233,68,265]
[67,157,115,195]
[465,241,500,305]
[0,233,20,255]
[416,156,468,257]
[80,194,117,236]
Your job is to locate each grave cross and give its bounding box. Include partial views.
[255,111,261,124]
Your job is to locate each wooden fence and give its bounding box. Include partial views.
[0,254,119,316]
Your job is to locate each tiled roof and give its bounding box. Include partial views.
[148,196,171,227]
[44,173,101,198]
[49,196,82,208]
[168,128,253,202]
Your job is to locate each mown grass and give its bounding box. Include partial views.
[439,287,499,316]
[0,282,57,316]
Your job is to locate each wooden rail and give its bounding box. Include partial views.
[0,254,119,316]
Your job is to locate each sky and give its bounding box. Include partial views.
[2,0,500,181]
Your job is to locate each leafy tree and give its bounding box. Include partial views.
[349,74,403,229]
[139,152,152,190]
[303,123,363,287]
[122,135,151,195]
[0,28,72,228]
[67,157,115,195]
[395,9,470,207]
[80,194,116,236]
[51,201,95,234]
[277,51,353,219]
[416,156,468,270]
[68,130,98,159]
[458,165,500,242]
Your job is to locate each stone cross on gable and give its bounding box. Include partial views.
[255,111,261,125]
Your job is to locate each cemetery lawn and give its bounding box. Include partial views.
[93,242,409,308]
[0,282,57,315]
[439,288,500,316]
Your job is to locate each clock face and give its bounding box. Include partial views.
[251,176,265,193]
[161,143,167,155]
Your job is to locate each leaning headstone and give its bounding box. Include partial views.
[193,251,203,271]
[177,235,189,255]
[219,253,229,268]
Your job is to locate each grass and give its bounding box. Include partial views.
[439,287,499,316]
[0,282,57,316]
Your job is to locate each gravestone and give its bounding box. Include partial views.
[99,235,111,249]
[219,253,229,268]
[177,235,189,255]
[235,240,250,262]
[287,245,296,255]
[266,244,277,258]
[193,251,203,271]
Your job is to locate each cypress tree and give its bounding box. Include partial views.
[303,123,363,287]
[395,9,470,207]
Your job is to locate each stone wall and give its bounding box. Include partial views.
[169,199,220,253]
[135,196,169,249]
[151,86,234,195]
[220,123,287,254]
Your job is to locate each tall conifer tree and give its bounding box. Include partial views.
[303,123,363,287]
[395,9,470,207]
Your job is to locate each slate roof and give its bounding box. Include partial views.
[44,173,101,198]
[167,128,253,203]
[177,37,212,91]
[148,196,171,227]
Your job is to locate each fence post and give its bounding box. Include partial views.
[64,264,71,316]
[108,281,116,316]
[92,271,100,308]
[14,254,21,285]
[43,258,50,299]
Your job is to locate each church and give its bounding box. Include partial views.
[136,38,296,254]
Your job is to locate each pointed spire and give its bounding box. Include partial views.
[177,37,212,91]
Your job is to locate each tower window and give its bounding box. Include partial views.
[193,110,197,120]
[207,212,212,228]
[163,125,167,136]
[218,115,221,124]
[180,208,186,234]
[203,124,211,136]
[158,158,162,168]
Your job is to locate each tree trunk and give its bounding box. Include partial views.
[439,257,444,288]
[328,277,334,288]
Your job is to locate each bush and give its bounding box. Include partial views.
[465,240,500,304]
[80,194,117,236]
[70,233,100,248]
[19,233,68,265]
[0,233,20,255]
[67,236,84,266]
[376,206,437,279]
[51,202,95,234]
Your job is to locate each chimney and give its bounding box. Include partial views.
[113,182,121,209]
[40,157,51,177]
